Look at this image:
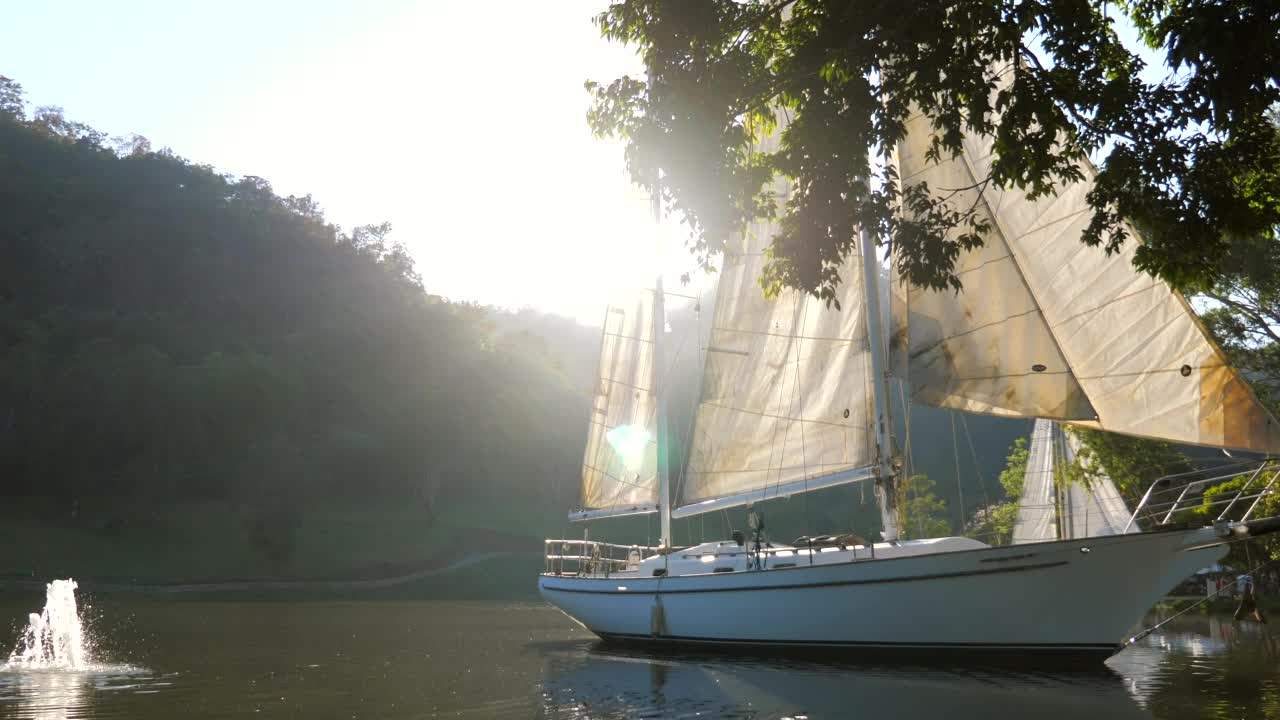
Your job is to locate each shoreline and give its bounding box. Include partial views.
[0,551,543,596]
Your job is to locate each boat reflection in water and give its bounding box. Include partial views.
[1109,613,1280,717]
[539,642,1153,720]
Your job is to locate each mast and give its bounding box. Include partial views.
[859,201,900,542]
[646,52,672,545]
[649,139,673,545]
[653,272,673,547]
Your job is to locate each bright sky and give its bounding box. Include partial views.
[1,1,694,324]
[2,3,1172,325]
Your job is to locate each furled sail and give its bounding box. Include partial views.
[1059,428,1133,538]
[1012,420,1059,544]
[675,194,879,519]
[1013,420,1134,544]
[574,293,660,520]
[893,67,1280,454]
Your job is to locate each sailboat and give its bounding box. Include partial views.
[539,64,1280,659]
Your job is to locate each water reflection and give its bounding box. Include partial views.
[1112,613,1280,719]
[540,643,1152,719]
[3,671,88,712]
[0,665,157,720]
[0,670,90,720]
[1,598,1277,719]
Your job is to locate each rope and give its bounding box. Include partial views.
[1124,550,1280,648]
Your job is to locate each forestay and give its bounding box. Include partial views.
[576,293,660,520]
[892,64,1280,454]
[676,148,879,518]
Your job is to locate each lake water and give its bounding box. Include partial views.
[2,594,1278,719]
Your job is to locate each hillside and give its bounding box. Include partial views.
[0,77,1030,593]
[0,83,592,588]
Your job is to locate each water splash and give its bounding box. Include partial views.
[5,579,91,670]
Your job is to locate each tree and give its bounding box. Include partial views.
[998,437,1028,499]
[31,105,105,145]
[1197,233,1280,417]
[111,133,152,157]
[1065,427,1194,511]
[971,437,1029,545]
[587,1,1280,301]
[0,75,24,119]
[0,85,601,578]
[1199,468,1280,564]
[899,474,950,539]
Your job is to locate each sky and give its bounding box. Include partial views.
[1,3,1170,325]
[1,1,694,324]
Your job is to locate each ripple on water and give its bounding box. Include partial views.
[0,665,164,720]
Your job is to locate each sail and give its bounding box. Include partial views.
[1013,420,1133,544]
[575,293,660,519]
[1059,429,1134,538]
[675,212,879,518]
[893,71,1280,453]
[1012,420,1059,544]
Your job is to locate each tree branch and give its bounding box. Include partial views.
[1205,291,1280,346]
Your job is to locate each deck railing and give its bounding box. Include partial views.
[543,539,661,578]
[1125,459,1275,532]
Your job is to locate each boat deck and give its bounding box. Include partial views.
[544,537,988,580]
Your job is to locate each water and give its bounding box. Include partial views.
[1,588,1278,719]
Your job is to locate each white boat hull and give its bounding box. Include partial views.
[539,527,1227,657]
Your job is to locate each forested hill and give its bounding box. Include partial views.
[0,80,595,584]
[0,77,1028,586]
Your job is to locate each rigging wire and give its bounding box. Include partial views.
[959,413,994,518]
[897,380,916,482]
[662,277,709,540]
[950,411,967,535]
[1125,549,1280,648]
[897,379,920,538]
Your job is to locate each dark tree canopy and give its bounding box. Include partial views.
[586,1,1280,300]
[0,79,604,574]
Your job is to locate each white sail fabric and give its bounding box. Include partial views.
[1060,428,1133,538]
[1013,420,1134,544]
[578,294,660,517]
[1013,420,1059,544]
[678,220,878,514]
[894,71,1280,453]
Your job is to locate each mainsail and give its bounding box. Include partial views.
[674,204,879,518]
[574,293,660,520]
[892,66,1280,454]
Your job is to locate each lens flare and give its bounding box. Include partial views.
[605,424,651,472]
